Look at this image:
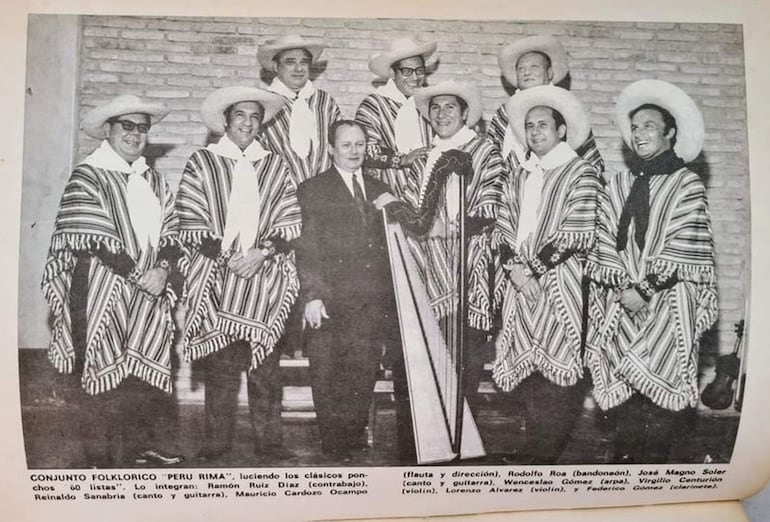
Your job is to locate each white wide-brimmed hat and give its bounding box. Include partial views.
[200,86,288,135]
[81,94,169,139]
[413,80,483,127]
[368,36,438,79]
[506,85,590,150]
[499,35,569,89]
[616,79,705,163]
[257,35,326,70]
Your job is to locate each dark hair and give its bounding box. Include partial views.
[516,50,552,70]
[629,103,678,147]
[273,47,313,64]
[391,55,426,73]
[328,119,366,146]
[527,105,567,142]
[223,101,265,125]
[429,94,468,114]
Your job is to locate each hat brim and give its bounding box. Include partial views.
[368,41,438,79]
[616,79,704,163]
[257,40,325,70]
[413,81,483,128]
[81,95,169,139]
[499,35,569,89]
[200,86,288,135]
[506,85,590,151]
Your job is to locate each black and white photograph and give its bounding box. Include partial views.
[17,12,749,473]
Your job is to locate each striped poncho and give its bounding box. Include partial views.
[584,167,717,412]
[176,148,302,370]
[491,153,600,391]
[41,163,181,395]
[403,135,504,328]
[261,88,341,186]
[487,102,605,175]
[354,91,433,200]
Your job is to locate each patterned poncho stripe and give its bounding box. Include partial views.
[41,163,180,395]
[491,156,600,391]
[584,167,717,412]
[355,92,433,200]
[402,136,504,328]
[176,148,301,370]
[487,103,605,174]
[261,89,341,186]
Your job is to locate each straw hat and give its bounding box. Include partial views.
[506,85,590,150]
[413,81,483,127]
[368,36,437,79]
[200,86,288,135]
[499,35,569,88]
[81,94,169,139]
[616,79,705,163]
[257,35,326,70]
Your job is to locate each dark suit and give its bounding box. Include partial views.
[295,166,414,460]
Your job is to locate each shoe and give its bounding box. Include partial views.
[257,444,296,460]
[195,446,230,462]
[322,446,353,463]
[135,450,185,466]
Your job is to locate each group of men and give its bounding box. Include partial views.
[42,32,717,467]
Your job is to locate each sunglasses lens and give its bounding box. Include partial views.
[114,120,150,133]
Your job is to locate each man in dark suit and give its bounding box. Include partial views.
[295,120,415,462]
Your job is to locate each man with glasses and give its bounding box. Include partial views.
[355,36,435,202]
[41,94,185,467]
[259,35,342,186]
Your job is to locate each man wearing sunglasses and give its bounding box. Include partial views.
[355,37,436,204]
[41,94,185,467]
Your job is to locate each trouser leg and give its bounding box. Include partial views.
[201,342,247,452]
[309,322,379,453]
[247,349,284,453]
[463,327,492,410]
[308,326,344,452]
[519,373,586,464]
[612,393,694,464]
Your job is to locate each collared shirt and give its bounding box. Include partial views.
[336,166,367,199]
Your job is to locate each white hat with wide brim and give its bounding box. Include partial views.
[506,85,590,150]
[616,79,705,163]
[200,86,288,135]
[81,94,169,139]
[413,80,483,128]
[257,35,326,70]
[499,35,569,88]
[368,36,437,79]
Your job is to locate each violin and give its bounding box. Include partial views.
[701,320,744,411]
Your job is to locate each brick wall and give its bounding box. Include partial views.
[76,16,749,354]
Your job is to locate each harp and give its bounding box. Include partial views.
[382,150,486,464]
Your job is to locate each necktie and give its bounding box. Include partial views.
[352,174,367,223]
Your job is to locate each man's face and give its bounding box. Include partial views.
[272,48,312,92]
[429,95,468,139]
[224,101,264,150]
[329,124,367,172]
[390,55,426,98]
[104,112,150,164]
[525,106,566,158]
[630,108,675,161]
[515,51,553,90]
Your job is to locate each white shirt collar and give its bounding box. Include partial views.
[335,166,366,199]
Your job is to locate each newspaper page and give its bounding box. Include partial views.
[2,0,770,521]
